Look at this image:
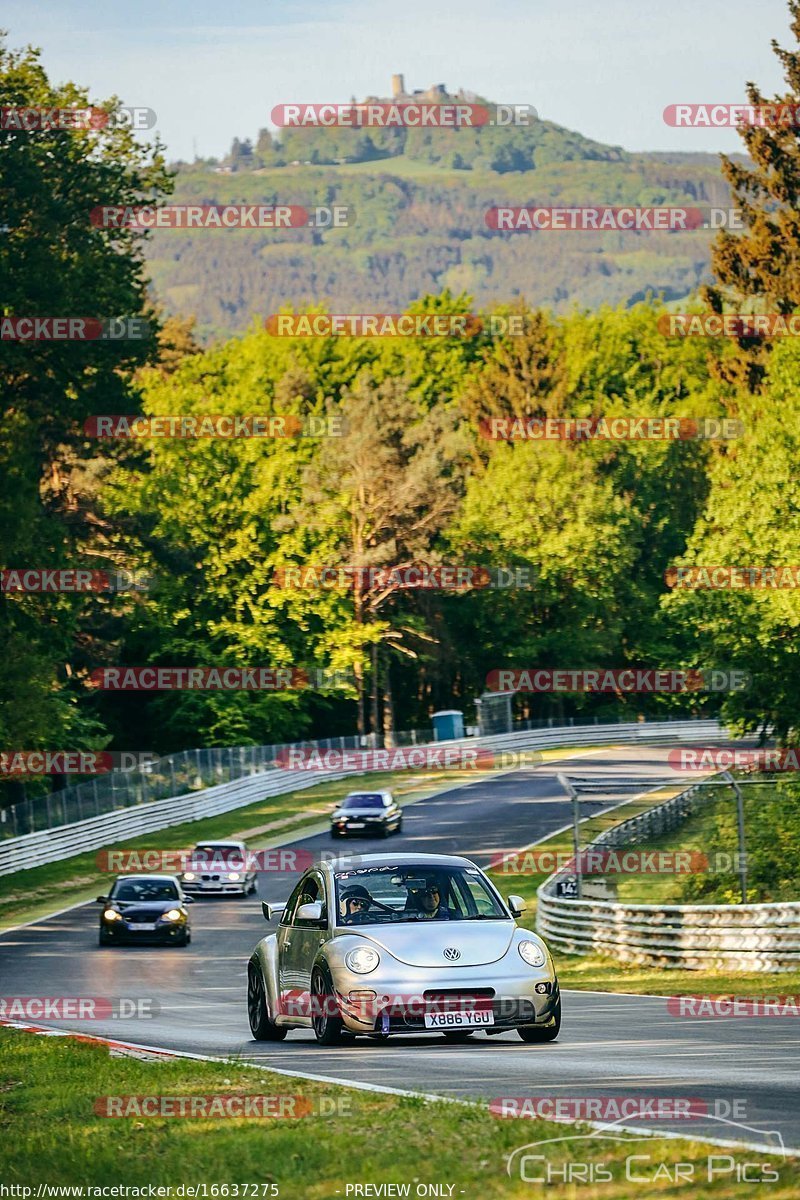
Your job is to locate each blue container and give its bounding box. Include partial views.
[432,710,465,741]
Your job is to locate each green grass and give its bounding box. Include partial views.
[1,1027,796,1197]
[554,953,800,997]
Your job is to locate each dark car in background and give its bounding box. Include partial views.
[330,791,402,838]
[97,874,193,946]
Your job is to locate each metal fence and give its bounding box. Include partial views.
[0,713,683,840]
[0,717,727,876]
[0,730,430,840]
[536,778,800,972]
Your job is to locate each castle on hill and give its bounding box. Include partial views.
[361,76,474,105]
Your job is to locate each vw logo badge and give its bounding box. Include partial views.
[443,947,461,961]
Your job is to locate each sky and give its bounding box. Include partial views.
[6,0,795,162]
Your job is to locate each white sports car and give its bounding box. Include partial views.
[247,852,560,1045]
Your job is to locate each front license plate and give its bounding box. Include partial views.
[127,922,157,931]
[424,1009,494,1029]
[348,822,365,829]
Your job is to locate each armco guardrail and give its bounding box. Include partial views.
[536,775,800,972]
[0,718,726,877]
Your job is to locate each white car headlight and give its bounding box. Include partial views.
[518,939,547,968]
[345,946,380,974]
[227,872,241,881]
[163,908,183,922]
[183,871,196,881]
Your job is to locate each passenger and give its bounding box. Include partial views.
[408,881,455,920]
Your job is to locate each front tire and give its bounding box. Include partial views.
[311,964,344,1045]
[518,996,561,1043]
[248,964,287,1041]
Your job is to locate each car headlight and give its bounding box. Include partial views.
[518,939,547,968]
[103,909,121,922]
[345,946,380,974]
[227,872,241,881]
[163,908,183,922]
[183,871,196,881]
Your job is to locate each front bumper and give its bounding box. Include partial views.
[182,878,249,895]
[100,922,188,943]
[331,821,387,836]
[332,964,559,1034]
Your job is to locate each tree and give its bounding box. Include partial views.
[291,371,470,734]
[0,38,171,793]
[703,1,800,388]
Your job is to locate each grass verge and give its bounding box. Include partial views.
[1,1027,796,1197]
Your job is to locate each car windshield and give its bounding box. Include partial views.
[335,865,506,924]
[342,795,384,809]
[191,844,243,862]
[111,880,180,903]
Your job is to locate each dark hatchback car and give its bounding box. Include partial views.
[330,791,402,838]
[97,874,193,946]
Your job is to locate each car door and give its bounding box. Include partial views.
[277,871,326,1016]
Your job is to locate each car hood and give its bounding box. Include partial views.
[114,902,179,918]
[351,920,516,967]
[333,807,385,818]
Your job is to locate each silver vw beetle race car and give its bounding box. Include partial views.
[247,852,560,1045]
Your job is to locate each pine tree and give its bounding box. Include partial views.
[703,0,800,387]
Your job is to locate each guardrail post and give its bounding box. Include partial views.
[721,770,748,903]
[558,772,581,899]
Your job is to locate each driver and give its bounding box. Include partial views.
[408,879,455,920]
[340,884,373,925]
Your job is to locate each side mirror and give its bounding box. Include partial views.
[296,901,324,923]
[96,896,108,904]
[262,901,284,921]
[183,895,195,904]
[507,894,527,918]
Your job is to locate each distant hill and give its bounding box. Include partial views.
[146,99,734,341]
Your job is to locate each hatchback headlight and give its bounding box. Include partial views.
[518,939,546,968]
[163,908,183,922]
[345,946,380,974]
[103,909,121,922]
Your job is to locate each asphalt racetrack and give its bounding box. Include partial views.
[2,744,797,1154]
